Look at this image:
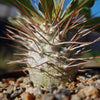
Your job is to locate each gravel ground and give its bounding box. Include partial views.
[0,68,100,100]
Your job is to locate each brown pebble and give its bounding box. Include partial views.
[0,93,8,100]
[14,97,21,100]
[91,75,100,80]
[62,96,69,100]
[16,77,24,84]
[76,76,85,82]
[87,78,94,84]
[2,78,15,83]
[2,79,7,83]
[21,92,35,100]
[9,80,15,85]
[0,93,3,97]
[7,78,15,81]
[0,82,8,88]
[95,79,100,83]
[71,94,81,100]
[78,86,99,99]
[0,87,3,92]
[20,83,26,87]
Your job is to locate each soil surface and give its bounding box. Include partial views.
[0,68,100,100]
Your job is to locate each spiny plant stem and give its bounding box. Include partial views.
[4,0,100,87]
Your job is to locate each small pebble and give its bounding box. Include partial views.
[55,93,66,100]
[21,92,35,100]
[9,80,15,85]
[42,93,54,100]
[48,84,57,93]
[16,77,24,84]
[0,70,100,100]
[0,93,3,97]
[71,94,81,100]
[62,96,69,100]
[23,77,33,86]
[87,80,94,84]
[26,87,34,94]
[95,79,100,83]
[85,73,92,78]
[57,89,71,96]
[0,87,3,92]
[0,82,8,88]
[0,94,8,100]
[76,76,86,82]
[91,75,100,80]
[78,86,99,99]
[75,83,85,93]
[10,87,25,99]
[54,88,71,100]
[7,85,14,94]
[33,87,42,99]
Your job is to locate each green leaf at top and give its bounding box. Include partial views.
[63,0,96,19]
[39,0,54,22]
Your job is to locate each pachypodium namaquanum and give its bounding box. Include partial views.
[4,0,100,87]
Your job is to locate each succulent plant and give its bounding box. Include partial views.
[3,0,100,87]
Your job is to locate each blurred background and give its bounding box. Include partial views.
[0,0,100,74]
[0,1,25,74]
